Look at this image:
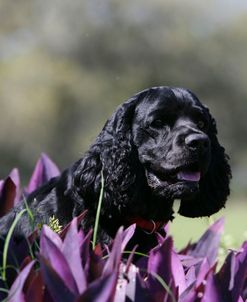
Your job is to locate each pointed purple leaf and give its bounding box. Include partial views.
[77,272,118,302]
[125,264,140,302]
[88,244,105,282]
[40,225,63,251]
[179,288,197,302]
[60,210,88,239]
[125,245,138,276]
[217,251,234,302]
[202,271,223,302]
[8,261,35,302]
[187,218,224,266]
[114,263,129,302]
[27,153,60,193]
[147,237,176,301]
[81,229,93,279]
[39,255,76,302]
[121,224,136,252]
[218,241,247,301]
[103,227,124,276]
[0,180,3,193]
[26,272,44,302]
[113,263,139,302]
[40,226,79,295]
[185,266,196,288]
[9,168,21,205]
[231,241,247,301]
[195,258,210,287]
[178,254,204,269]
[182,264,221,301]
[0,177,16,216]
[171,250,186,295]
[156,231,167,246]
[62,217,87,293]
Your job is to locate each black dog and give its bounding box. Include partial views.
[0,87,231,249]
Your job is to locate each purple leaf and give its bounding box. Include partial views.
[171,250,186,295]
[147,237,176,302]
[121,224,136,252]
[27,153,60,193]
[0,177,16,216]
[178,255,204,269]
[9,168,21,205]
[8,260,35,302]
[0,168,21,208]
[103,227,124,276]
[26,272,44,302]
[181,264,222,301]
[185,266,196,288]
[40,226,79,295]
[77,272,118,302]
[187,218,224,266]
[113,263,140,302]
[40,225,63,251]
[195,258,210,288]
[178,290,197,302]
[0,180,3,193]
[60,210,87,239]
[88,244,105,282]
[39,255,76,302]
[81,229,93,278]
[218,241,247,301]
[62,217,87,293]
[113,263,130,302]
[156,231,166,246]
[231,242,247,300]
[125,264,142,302]
[202,271,223,302]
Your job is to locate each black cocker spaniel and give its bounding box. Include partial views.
[0,86,231,249]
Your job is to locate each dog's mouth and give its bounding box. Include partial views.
[146,162,202,188]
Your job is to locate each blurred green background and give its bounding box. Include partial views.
[0,0,246,246]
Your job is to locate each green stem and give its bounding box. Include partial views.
[92,170,104,249]
[2,209,27,281]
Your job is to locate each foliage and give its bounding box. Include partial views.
[0,154,247,302]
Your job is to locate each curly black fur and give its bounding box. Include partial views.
[0,87,231,250]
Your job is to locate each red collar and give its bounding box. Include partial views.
[127,216,165,234]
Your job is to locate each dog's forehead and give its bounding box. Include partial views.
[135,87,201,118]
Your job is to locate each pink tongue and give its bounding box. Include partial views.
[177,171,201,182]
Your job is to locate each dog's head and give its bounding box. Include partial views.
[132,87,231,217]
[133,88,210,196]
[103,86,231,218]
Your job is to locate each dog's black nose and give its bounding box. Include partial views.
[185,134,209,152]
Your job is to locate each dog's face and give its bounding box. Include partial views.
[132,87,212,200]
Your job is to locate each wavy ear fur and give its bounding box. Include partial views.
[73,92,143,216]
[178,109,232,217]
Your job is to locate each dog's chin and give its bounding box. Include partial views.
[145,170,200,199]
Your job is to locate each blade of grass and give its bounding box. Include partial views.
[150,271,177,302]
[1,209,27,281]
[24,197,34,230]
[92,170,104,250]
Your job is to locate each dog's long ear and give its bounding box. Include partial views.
[178,108,232,217]
[73,91,145,212]
[98,93,144,209]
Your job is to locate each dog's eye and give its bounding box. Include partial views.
[151,119,163,127]
[197,120,205,129]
